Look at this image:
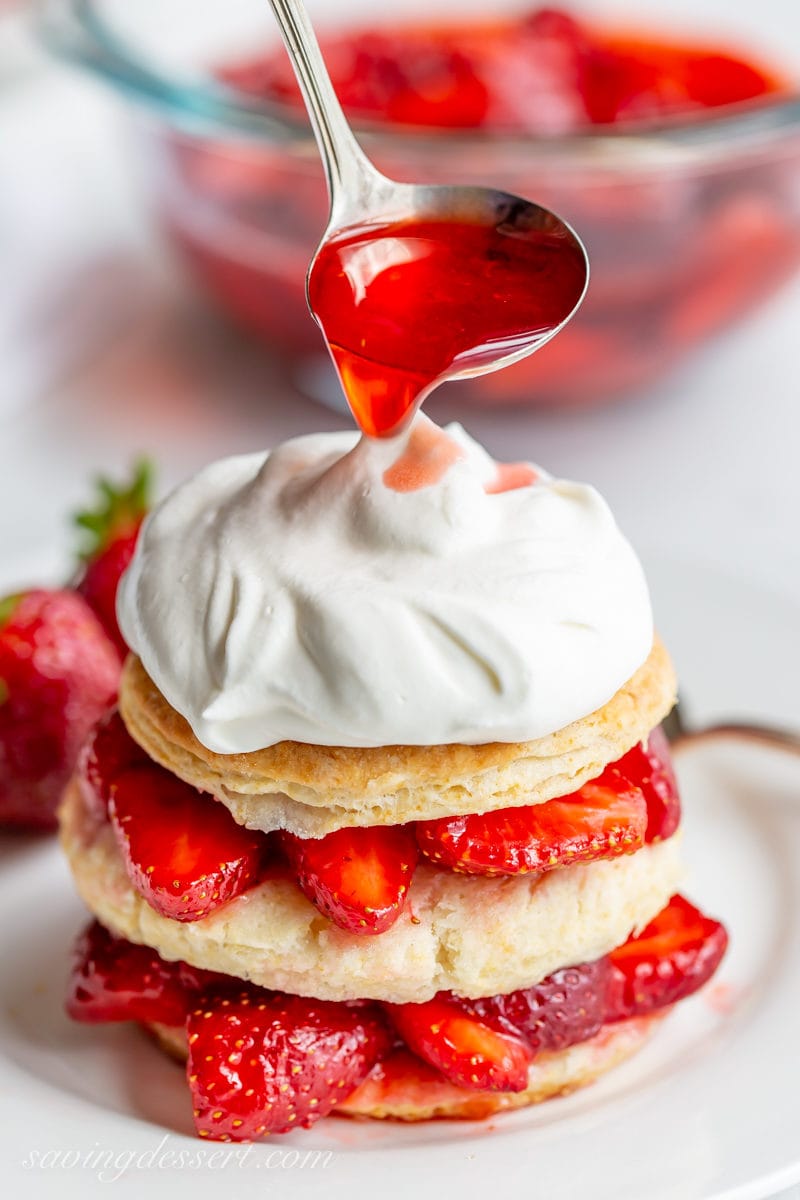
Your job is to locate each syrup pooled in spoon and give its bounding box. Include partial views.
[307,212,587,437]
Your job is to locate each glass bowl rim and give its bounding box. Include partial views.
[38,0,800,166]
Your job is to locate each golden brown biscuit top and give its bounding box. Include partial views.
[119,638,676,836]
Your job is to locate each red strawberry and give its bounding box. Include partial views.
[616,727,681,842]
[472,958,612,1053]
[416,774,647,877]
[385,995,532,1092]
[74,461,152,659]
[0,589,120,831]
[108,764,267,921]
[186,986,392,1140]
[67,921,188,1025]
[606,894,728,1021]
[66,920,224,1026]
[281,824,418,934]
[76,708,146,823]
[337,1048,513,1120]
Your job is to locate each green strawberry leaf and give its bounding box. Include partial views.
[0,593,24,629]
[74,459,154,562]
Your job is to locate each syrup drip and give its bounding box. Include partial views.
[382,417,539,496]
[484,462,539,494]
[308,214,586,438]
[383,421,466,493]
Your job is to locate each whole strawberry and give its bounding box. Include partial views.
[74,461,152,660]
[0,589,120,830]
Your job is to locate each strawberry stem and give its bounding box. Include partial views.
[73,460,153,562]
[0,592,23,629]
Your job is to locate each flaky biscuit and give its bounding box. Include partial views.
[119,639,676,837]
[149,1014,661,1122]
[60,782,683,1004]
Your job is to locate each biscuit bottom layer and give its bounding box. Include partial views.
[61,781,683,1003]
[147,1014,661,1122]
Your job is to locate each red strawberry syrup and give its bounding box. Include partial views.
[307,213,587,438]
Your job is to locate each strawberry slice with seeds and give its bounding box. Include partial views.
[606,894,728,1021]
[109,764,267,922]
[186,986,392,1140]
[281,824,418,933]
[616,727,681,842]
[385,995,532,1092]
[416,774,647,877]
[66,920,224,1025]
[472,958,612,1053]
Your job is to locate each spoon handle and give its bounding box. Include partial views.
[266,0,381,214]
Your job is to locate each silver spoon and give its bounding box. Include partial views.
[266,0,589,394]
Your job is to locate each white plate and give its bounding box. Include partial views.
[1,564,799,1200]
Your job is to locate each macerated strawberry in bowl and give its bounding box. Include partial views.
[44,0,800,409]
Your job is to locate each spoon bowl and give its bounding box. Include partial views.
[313,179,589,382]
[268,0,589,434]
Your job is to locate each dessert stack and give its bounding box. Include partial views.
[60,421,727,1141]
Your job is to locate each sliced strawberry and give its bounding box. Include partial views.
[616,727,681,842]
[606,894,728,1021]
[174,961,239,999]
[416,774,647,876]
[186,986,392,1140]
[472,958,612,1053]
[337,1048,514,1120]
[281,824,418,934]
[76,708,146,822]
[66,920,213,1025]
[74,460,152,659]
[385,995,532,1092]
[109,764,267,922]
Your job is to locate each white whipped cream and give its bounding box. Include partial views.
[118,419,653,752]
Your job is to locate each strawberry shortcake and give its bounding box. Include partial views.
[60,418,726,1141]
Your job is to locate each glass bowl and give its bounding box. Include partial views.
[40,0,800,410]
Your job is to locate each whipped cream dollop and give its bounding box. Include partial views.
[118,419,653,752]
